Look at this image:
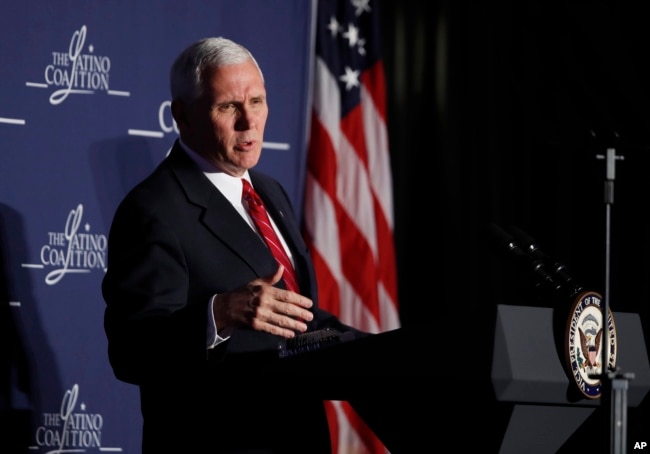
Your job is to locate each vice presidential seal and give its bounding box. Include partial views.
[565,291,617,399]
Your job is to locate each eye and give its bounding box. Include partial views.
[250,97,265,107]
[217,103,237,113]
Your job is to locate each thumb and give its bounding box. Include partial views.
[262,264,284,285]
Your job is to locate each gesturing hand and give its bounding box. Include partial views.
[213,265,314,338]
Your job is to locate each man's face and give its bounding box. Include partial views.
[177,60,268,177]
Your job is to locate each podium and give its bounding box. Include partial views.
[212,306,649,453]
[220,326,504,452]
[492,304,650,453]
[215,327,448,452]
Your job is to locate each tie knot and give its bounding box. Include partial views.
[242,179,261,206]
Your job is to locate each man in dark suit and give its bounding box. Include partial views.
[102,36,364,453]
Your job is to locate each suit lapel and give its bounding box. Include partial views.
[166,143,277,278]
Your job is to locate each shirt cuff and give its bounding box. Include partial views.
[207,294,231,349]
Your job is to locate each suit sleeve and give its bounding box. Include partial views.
[102,195,208,384]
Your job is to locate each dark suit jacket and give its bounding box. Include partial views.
[102,140,356,453]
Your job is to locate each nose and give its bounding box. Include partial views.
[235,107,255,131]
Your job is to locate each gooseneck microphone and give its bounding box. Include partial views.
[485,223,583,300]
[506,225,583,299]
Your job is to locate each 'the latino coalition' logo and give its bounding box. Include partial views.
[31,384,124,453]
[26,25,130,105]
[22,204,107,285]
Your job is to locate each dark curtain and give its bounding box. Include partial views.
[381,0,649,449]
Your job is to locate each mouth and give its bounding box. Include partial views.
[234,139,255,152]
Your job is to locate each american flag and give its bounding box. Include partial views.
[303,0,400,452]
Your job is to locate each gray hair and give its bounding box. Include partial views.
[170,37,264,103]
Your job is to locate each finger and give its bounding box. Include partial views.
[267,324,300,339]
[276,287,313,309]
[266,303,309,330]
[277,300,313,323]
[280,304,313,324]
[276,313,308,333]
[251,315,305,337]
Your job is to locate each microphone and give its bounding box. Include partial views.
[485,223,560,296]
[506,225,583,299]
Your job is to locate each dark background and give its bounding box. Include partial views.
[380,1,650,450]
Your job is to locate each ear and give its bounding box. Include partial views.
[171,100,188,131]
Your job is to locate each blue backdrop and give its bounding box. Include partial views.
[0,1,315,452]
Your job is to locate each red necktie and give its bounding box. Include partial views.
[242,179,300,293]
